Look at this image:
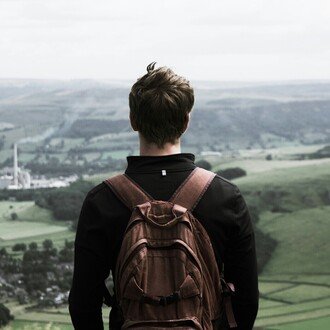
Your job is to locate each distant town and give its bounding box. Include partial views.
[0,143,78,190]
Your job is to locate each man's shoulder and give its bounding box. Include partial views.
[194,170,243,212]
[86,172,125,197]
[87,181,107,197]
[210,172,240,196]
[84,180,116,205]
[84,171,241,209]
[213,172,238,189]
[196,167,240,195]
[85,175,128,206]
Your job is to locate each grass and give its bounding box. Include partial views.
[0,200,75,252]
[231,161,330,220]
[3,127,29,148]
[0,229,75,251]
[275,316,330,330]
[259,274,330,286]
[213,157,330,176]
[0,201,37,221]
[234,159,330,190]
[84,152,101,162]
[100,150,132,160]
[0,221,68,241]
[258,298,285,309]
[15,312,73,323]
[259,281,296,295]
[84,170,121,185]
[58,138,85,153]
[3,304,110,330]
[267,284,330,304]
[0,148,12,162]
[8,202,56,223]
[256,307,330,328]
[18,153,37,162]
[221,152,330,328]
[259,296,330,318]
[0,201,68,241]
[257,279,330,327]
[3,320,74,330]
[208,143,327,170]
[257,207,330,275]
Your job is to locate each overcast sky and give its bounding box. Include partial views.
[1,0,329,81]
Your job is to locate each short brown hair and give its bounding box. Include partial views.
[129,62,194,148]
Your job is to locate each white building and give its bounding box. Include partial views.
[0,143,78,190]
[0,143,31,189]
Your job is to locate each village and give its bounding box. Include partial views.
[0,238,74,310]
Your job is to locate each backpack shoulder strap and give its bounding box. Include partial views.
[103,174,153,211]
[169,167,216,211]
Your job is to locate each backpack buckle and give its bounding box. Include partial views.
[159,296,167,306]
[221,278,235,297]
[159,291,180,306]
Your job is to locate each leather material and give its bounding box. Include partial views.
[104,167,234,329]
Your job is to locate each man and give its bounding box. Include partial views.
[68,62,259,329]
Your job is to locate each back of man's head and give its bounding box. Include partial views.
[129,62,194,149]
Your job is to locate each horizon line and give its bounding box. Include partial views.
[0,77,330,84]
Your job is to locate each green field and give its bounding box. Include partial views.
[258,208,329,274]
[3,302,110,329]
[0,201,69,241]
[2,144,330,329]
[235,158,330,189]
[230,150,330,328]
[84,170,120,185]
[3,320,73,330]
[84,152,101,162]
[275,316,330,330]
[101,149,131,160]
[54,138,85,153]
[0,221,68,241]
[0,201,74,251]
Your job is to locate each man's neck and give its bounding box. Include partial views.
[139,134,181,156]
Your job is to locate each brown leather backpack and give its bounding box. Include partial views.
[104,167,237,329]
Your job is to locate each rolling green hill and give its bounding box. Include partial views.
[1,80,330,178]
[1,80,330,328]
[228,160,330,328]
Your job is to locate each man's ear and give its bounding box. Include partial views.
[129,112,138,131]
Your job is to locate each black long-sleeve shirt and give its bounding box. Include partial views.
[68,153,259,329]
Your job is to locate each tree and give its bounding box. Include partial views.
[0,248,7,257]
[195,160,212,170]
[216,167,247,180]
[28,242,38,251]
[42,239,57,257]
[59,246,74,263]
[12,243,27,252]
[64,239,74,249]
[0,303,14,327]
[22,249,48,293]
[42,239,53,251]
[10,212,18,220]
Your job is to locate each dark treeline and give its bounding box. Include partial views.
[0,179,95,229]
[61,119,130,140]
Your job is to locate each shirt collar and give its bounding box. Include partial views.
[125,152,196,174]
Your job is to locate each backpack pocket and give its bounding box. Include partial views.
[121,272,203,324]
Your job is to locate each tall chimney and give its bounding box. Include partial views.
[13,143,18,186]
